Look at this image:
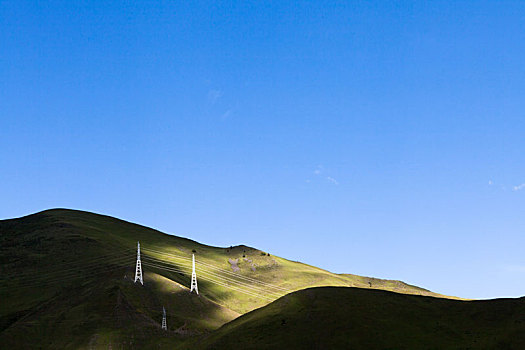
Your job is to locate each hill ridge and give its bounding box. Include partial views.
[0,208,456,348]
[193,286,525,350]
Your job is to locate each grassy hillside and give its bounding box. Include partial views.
[196,287,525,350]
[0,209,449,348]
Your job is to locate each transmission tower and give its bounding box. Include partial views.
[161,306,167,330]
[190,253,199,294]
[134,241,143,285]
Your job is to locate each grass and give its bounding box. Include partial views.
[194,287,525,350]
[0,208,486,349]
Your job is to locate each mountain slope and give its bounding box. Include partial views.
[1,208,448,348]
[0,210,239,348]
[195,287,525,350]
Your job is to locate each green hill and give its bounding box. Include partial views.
[0,209,454,348]
[195,287,525,350]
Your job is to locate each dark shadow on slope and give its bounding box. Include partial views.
[195,287,525,350]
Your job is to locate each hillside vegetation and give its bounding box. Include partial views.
[195,287,525,350]
[0,209,461,348]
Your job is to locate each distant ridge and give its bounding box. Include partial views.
[195,287,525,350]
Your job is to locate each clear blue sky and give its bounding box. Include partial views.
[1,0,524,299]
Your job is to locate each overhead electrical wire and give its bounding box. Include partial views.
[5,253,135,283]
[142,256,284,299]
[142,248,291,293]
[4,244,290,301]
[6,264,129,290]
[143,258,279,299]
[142,261,274,301]
[6,250,135,280]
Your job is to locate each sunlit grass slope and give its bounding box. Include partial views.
[195,287,525,350]
[1,208,449,348]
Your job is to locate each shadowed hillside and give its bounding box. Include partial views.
[195,287,525,350]
[0,209,452,348]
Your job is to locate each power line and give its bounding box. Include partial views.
[4,250,135,280]
[144,261,272,301]
[5,264,129,290]
[3,254,134,284]
[142,256,284,298]
[143,248,291,293]
[143,261,274,301]
[144,247,291,292]
[11,246,133,268]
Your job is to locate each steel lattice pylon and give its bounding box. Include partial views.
[190,253,199,294]
[161,306,167,330]
[134,241,143,285]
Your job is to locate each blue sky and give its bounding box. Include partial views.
[1,0,524,299]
